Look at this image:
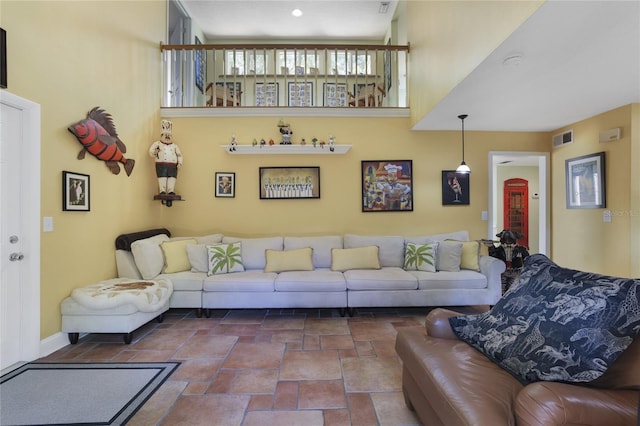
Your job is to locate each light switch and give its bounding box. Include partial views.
[481,211,488,221]
[603,210,612,223]
[43,217,54,232]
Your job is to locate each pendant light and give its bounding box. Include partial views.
[456,114,471,173]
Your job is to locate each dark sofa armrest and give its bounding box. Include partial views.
[425,308,464,340]
[515,381,639,426]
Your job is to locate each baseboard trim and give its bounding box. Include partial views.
[40,332,74,358]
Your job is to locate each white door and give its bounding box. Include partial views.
[0,91,41,371]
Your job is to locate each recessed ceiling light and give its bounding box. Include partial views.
[291,8,303,17]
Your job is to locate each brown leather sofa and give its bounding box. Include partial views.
[395,308,640,426]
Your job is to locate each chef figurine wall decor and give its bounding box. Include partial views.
[149,120,183,206]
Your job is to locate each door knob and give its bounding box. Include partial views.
[9,253,24,261]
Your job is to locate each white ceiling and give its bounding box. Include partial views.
[180,0,640,132]
[180,0,398,41]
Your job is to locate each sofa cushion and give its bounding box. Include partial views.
[161,238,197,273]
[222,236,283,270]
[284,236,343,268]
[409,270,487,290]
[449,254,640,385]
[265,248,314,272]
[207,242,245,275]
[130,233,170,279]
[446,239,481,271]
[275,269,346,292]
[203,271,276,292]
[158,271,205,291]
[404,242,437,272]
[436,241,463,272]
[331,246,380,272]
[344,234,405,267]
[186,244,208,273]
[195,233,224,245]
[345,267,417,290]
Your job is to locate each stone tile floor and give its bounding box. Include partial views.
[40,306,485,425]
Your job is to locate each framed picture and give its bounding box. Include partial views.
[288,82,313,106]
[62,171,90,211]
[255,82,279,106]
[323,83,348,107]
[442,171,470,205]
[215,172,235,198]
[384,38,392,92]
[259,167,320,199]
[194,36,205,93]
[565,151,606,209]
[361,160,413,212]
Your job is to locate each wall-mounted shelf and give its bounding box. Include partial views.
[221,144,351,155]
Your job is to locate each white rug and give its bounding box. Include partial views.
[0,362,179,425]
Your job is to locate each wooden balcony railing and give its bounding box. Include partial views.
[160,43,409,109]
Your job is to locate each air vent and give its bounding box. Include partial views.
[552,129,573,148]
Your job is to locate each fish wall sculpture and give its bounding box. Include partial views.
[68,107,135,176]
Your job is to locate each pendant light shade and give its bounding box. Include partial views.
[456,114,471,173]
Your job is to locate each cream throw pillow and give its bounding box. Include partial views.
[161,239,197,273]
[437,241,463,272]
[331,246,380,272]
[264,248,314,272]
[446,239,481,271]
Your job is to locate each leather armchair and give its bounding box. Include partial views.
[395,308,639,426]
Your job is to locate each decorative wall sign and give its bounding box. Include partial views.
[288,82,313,107]
[565,151,606,209]
[361,160,413,212]
[442,170,470,205]
[255,82,279,106]
[323,83,348,107]
[259,167,320,199]
[215,172,235,198]
[63,171,90,211]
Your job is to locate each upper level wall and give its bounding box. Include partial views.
[406,1,543,127]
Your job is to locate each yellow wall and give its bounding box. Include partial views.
[161,116,548,238]
[1,0,166,338]
[406,0,543,126]
[551,105,635,276]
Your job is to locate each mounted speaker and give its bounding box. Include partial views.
[552,129,573,148]
[599,128,621,143]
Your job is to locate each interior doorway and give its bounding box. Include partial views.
[503,178,529,248]
[0,91,41,372]
[488,152,549,255]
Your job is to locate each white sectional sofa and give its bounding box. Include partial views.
[114,229,505,317]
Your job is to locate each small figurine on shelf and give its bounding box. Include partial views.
[328,134,336,152]
[260,138,266,148]
[278,121,293,145]
[149,120,183,206]
[311,137,318,147]
[252,138,258,147]
[319,140,326,149]
[268,139,275,146]
[229,134,238,152]
[300,138,306,145]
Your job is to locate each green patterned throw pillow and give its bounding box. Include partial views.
[207,242,244,275]
[404,242,438,272]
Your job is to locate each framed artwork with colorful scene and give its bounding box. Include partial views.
[361,160,413,212]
